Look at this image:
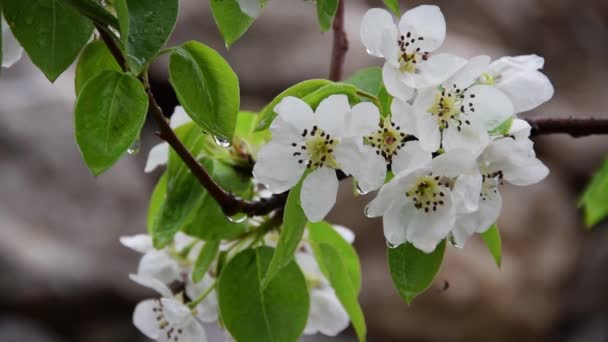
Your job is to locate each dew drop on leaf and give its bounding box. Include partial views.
[127,139,141,155]
[213,135,231,148]
[227,212,247,223]
[355,182,369,195]
[386,241,398,249]
[448,235,462,249]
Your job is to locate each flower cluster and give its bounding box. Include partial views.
[121,223,355,341]
[254,5,552,253]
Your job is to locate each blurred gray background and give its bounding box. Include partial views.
[1,0,608,341]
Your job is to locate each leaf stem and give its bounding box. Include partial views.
[356,89,383,111]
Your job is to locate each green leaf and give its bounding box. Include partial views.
[3,0,94,81]
[317,243,366,342]
[60,0,119,29]
[218,247,309,342]
[169,41,240,141]
[387,240,446,304]
[114,0,178,75]
[301,82,360,110]
[74,70,148,175]
[383,0,400,15]
[75,40,121,95]
[210,0,257,47]
[192,239,221,283]
[262,178,308,287]
[147,172,167,235]
[346,67,392,116]
[308,221,361,293]
[255,79,331,131]
[316,0,338,32]
[489,116,514,136]
[235,111,271,156]
[481,224,502,267]
[579,158,608,228]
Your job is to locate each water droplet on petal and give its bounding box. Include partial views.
[227,212,247,223]
[127,139,141,155]
[363,205,373,218]
[213,136,231,148]
[386,241,398,249]
[448,235,462,249]
[355,183,369,195]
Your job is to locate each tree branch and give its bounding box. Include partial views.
[329,0,348,82]
[527,116,608,137]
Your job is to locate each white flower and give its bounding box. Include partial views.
[482,55,554,113]
[451,133,549,247]
[366,141,479,252]
[360,6,466,98]
[253,95,386,222]
[121,232,200,285]
[131,275,208,342]
[145,106,192,173]
[237,0,265,18]
[2,17,24,68]
[185,272,219,324]
[408,55,514,154]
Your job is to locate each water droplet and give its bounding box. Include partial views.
[227,212,247,223]
[355,183,369,195]
[386,241,398,249]
[363,205,373,218]
[128,139,141,155]
[448,235,462,249]
[213,136,231,148]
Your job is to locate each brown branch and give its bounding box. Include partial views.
[527,116,608,137]
[329,0,348,82]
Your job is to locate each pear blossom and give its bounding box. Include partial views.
[366,141,479,252]
[406,55,514,154]
[253,95,386,222]
[236,0,265,18]
[145,106,192,173]
[130,275,209,342]
[360,6,466,98]
[482,55,554,113]
[451,128,549,247]
[2,17,23,68]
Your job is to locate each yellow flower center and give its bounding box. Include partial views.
[365,118,409,161]
[396,32,429,73]
[405,174,449,213]
[291,125,339,170]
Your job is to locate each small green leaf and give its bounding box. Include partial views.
[308,221,361,293]
[263,178,308,287]
[481,224,502,267]
[255,79,332,131]
[346,67,392,116]
[114,0,178,75]
[489,116,514,136]
[387,240,446,304]
[218,247,310,342]
[383,0,400,15]
[317,243,366,342]
[3,0,94,81]
[192,239,221,283]
[579,158,608,228]
[169,41,240,141]
[147,172,167,235]
[210,0,256,47]
[316,0,338,32]
[75,40,121,95]
[235,111,271,156]
[74,70,148,175]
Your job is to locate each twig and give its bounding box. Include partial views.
[527,116,608,137]
[329,0,348,82]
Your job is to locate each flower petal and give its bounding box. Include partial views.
[170,106,193,129]
[160,298,192,324]
[332,224,355,244]
[360,8,396,57]
[383,201,417,247]
[452,190,502,247]
[398,5,446,51]
[129,274,174,298]
[344,101,381,138]
[452,173,482,214]
[181,320,208,342]
[483,138,549,186]
[133,299,162,339]
[509,118,532,140]
[334,138,386,193]
[467,85,514,131]
[382,62,415,100]
[414,108,441,152]
[444,55,490,90]
[442,119,489,156]
[391,141,432,175]
[253,142,306,193]
[120,234,153,253]
[271,96,314,141]
[366,167,426,217]
[304,288,350,336]
[316,94,350,138]
[144,143,169,173]
[237,0,263,18]
[186,274,219,323]
[390,98,416,132]
[1,18,23,68]
[301,167,339,222]
[406,195,454,253]
[137,251,182,285]
[431,149,477,177]
[415,53,467,88]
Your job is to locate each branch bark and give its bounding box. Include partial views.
[329,0,348,82]
[527,116,608,137]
